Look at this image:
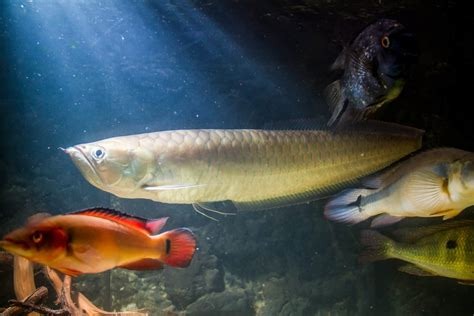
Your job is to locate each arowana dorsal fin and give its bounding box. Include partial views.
[71,207,168,235]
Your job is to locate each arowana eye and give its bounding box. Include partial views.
[31,231,43,244]
[381,35,390,48]
[92,148,105,160]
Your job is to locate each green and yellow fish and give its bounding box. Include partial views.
[360,221,474,283]
[63,121,422,215]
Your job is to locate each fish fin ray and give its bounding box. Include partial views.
[143,184,206,191]
[370,214,404,228]
[398,264,436,277]
[330,47,347,71]
[71,207,168,235]
[195,202,236,216]
[119,258,164,271]
[192,204,219,221]
[324,80,347,127]
[359,230,394,264]
[324,188,373,224]
[335,120,424,140]
[392,220,474,243]
[160,228,197,268]
[405,168,449,211]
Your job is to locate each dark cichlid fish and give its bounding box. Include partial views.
[325,19,417,126]
[360,221,474,283]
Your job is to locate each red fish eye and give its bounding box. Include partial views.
[381,35,390,48]
[31,231,43,244]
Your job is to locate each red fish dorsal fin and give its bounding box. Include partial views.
[70,207,168,235]
[26,212,52,226]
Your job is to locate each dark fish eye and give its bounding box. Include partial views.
[92,148,105,160]
[381,35,390,48]
[31,231,43,244]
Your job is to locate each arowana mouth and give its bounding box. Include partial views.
[63,146,103,187]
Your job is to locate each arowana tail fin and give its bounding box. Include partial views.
[160,228,197,268]
[359,230,395,264]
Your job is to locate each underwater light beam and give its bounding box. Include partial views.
[6,0,317,142]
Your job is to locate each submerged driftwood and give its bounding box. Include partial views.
[2,286,49,316]
[1,255,149,316]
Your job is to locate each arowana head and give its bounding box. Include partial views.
[63,137,155,198]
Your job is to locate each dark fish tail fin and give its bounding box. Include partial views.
[324,188,373,224]
[359,230,395,263]
[324,80,347,126]
[160,228,197,268]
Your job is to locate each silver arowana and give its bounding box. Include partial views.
[65,121,422,214]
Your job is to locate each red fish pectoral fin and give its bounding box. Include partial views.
[160,228,197,268]
[118,258,164,271]
[56,267,82,277]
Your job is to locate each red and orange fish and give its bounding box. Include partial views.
[0,208,197,276]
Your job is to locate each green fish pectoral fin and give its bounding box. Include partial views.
[359,230,395,264]
[370,214,405,228]
[324,80,348,127]
[392,220,474,243]
[398,264,437,277]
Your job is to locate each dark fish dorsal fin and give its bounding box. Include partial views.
[330,46,348,71]
[71,207,168,235]
[392,220,474,243]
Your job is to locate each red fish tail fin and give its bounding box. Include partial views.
[160,228,197,268]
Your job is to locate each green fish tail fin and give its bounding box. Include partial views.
[359,230,395,264]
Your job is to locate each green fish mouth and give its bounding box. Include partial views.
[64,146,104,188]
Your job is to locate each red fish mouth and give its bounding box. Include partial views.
[0,238,30,250]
